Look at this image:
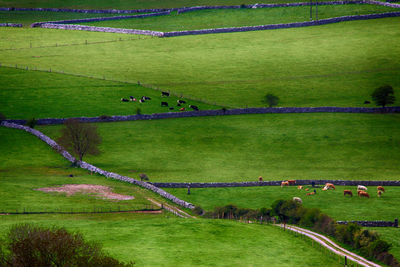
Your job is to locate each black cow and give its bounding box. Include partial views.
[142,96,151,100]
[364,100,371,104]
[177,99,186,104]
[161,102,168,107]
[162,91,170,97]
[139,99,145,103]
[189,105,199,111]
[129,96,134,101]
[121,98,129,102]
[169,107,174,110]
[177,103,181,107]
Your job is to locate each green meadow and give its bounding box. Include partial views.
[39,113,400,182]
[1,17,399,108]
[164,186,400,221]
[0,67,216,119]
[0,214,343,266]
[81,4,398,31]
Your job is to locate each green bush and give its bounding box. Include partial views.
[335,223,361,246]
[136,108,141,115]
[25,118,37,128]
[193,206,204,216]
[99,115,111,120]
[0,224,133,267]
[0,113,5,123]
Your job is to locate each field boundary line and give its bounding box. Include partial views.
[277,224,382,267]
[0,121,196,212]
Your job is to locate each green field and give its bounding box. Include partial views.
[38,113,400,182]
[1,18,399,108]
[0,67,216,119]
[0,11,136,27]
[0,0,348,9]
[80,4,398,31]
[164,186,400,221]
[0,214,344,266]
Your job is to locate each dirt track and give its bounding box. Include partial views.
[278,224,381,267]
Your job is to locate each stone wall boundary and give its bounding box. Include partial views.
[337,219,398,227]
[0,121,195,210]
[0,23,23,27]
[0,7,173,14]
[152,180,400,188]
[30,11,171,28]
[4,106,400,126]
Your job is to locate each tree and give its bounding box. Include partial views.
[371,85,395,107]
[57,119,101,162]
[0,224,133,267]
[264,93,280,107]
[139,173,149,181]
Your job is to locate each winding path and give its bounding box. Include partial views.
[277,224,381,267]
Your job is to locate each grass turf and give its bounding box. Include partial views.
[0,214,343,266]
[0,11,137,27]
[79,4,398,31]
[39,113,400,182]
[164,185,400,221]
[0,67,216,119]
[1,18,399,108]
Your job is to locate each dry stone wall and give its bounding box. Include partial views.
[0,7,172,13]
[0,23,22,27]
[4,106,400,126]
[337,219,398,227]
[0,121,195,210]
[152,180,400,188]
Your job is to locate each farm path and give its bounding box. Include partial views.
[146,197,196,218]
[278,224,381,267]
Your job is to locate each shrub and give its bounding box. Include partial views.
[0,113,5,123]
[368,239,392,258]
[193,206,204,216]
[299,208,321,228]
[264,93,280,107]
[240,4,247,8]
[136,108,141,115]
[0,224,132,267]
[25,118,37,128]
[335,223,360,246]
[371,85,395,107]
[139,173,149,181]
[99,115,111,120]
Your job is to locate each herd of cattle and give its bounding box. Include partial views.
[120,91,199,111]
[279,180,386,203]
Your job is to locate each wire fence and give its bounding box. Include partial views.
[0,63,224,108]
[0,204,161,215]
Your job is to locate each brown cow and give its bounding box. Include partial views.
[377,186,385,192]
[281,181,289,187]
[377,190,383,197]
[297,186,303,190]
[258,176,263,182]
[325,183,336,190]
[343,190,353,197]
[359,191,370,198]
[306,192,315,196]
[288,180,296,186]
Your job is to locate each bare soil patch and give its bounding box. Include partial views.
[36,184,134,201]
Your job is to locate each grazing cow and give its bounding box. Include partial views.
[121,98,129,102]
[139,98,145,103]
[169,107,174,110]
[357,185,367,191]
[305,188,310,191]
[162,91,170,97]
[364,100,371,104]
[179,107,185,111]
[143,96,151,100]
[297,186,303,190]
[281,181,289,187]
[359,191,370,198]
[288,180,296,186]
[325,183,336,190]
[258,176,263,182]
[378,190,383,198]
[177,99,186,104]
[377,186,385,192]
[306,192,315,196]
[129,96,134,101]
[189,105,199,111]
[177,103,181,107]
[293,197,302,204]
[343,190,353,197]
[161,102,168,107]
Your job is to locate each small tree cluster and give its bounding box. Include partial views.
[204,204,272,222]
[139,173,149,181]
[0,224,133,267]
[264,93,280,107]
[371,85,395,107]
[25,118,37,128]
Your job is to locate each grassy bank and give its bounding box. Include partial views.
[80,4,398,31]
[39,113,400,182]
[1,18,399,108]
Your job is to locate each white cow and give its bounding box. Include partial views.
[357,185,367,191]
[293,197,302,204]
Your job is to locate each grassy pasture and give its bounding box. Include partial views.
[1,18,399,108]
[0,11,137,27]
[39,113,400,182]
[0,127,161,212]
[371,228,400,260]
[0,214,343,266]
[164,186,400,221]
[0,67,216,119]
[0,0,345,9]
[80,4,398,31]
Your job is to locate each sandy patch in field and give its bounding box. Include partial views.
[36,184,134,201]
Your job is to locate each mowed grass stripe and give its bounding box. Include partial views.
[1,18,399,108]
[38,113,400,182]
[0,214,342,266]
[79,4,398,31]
